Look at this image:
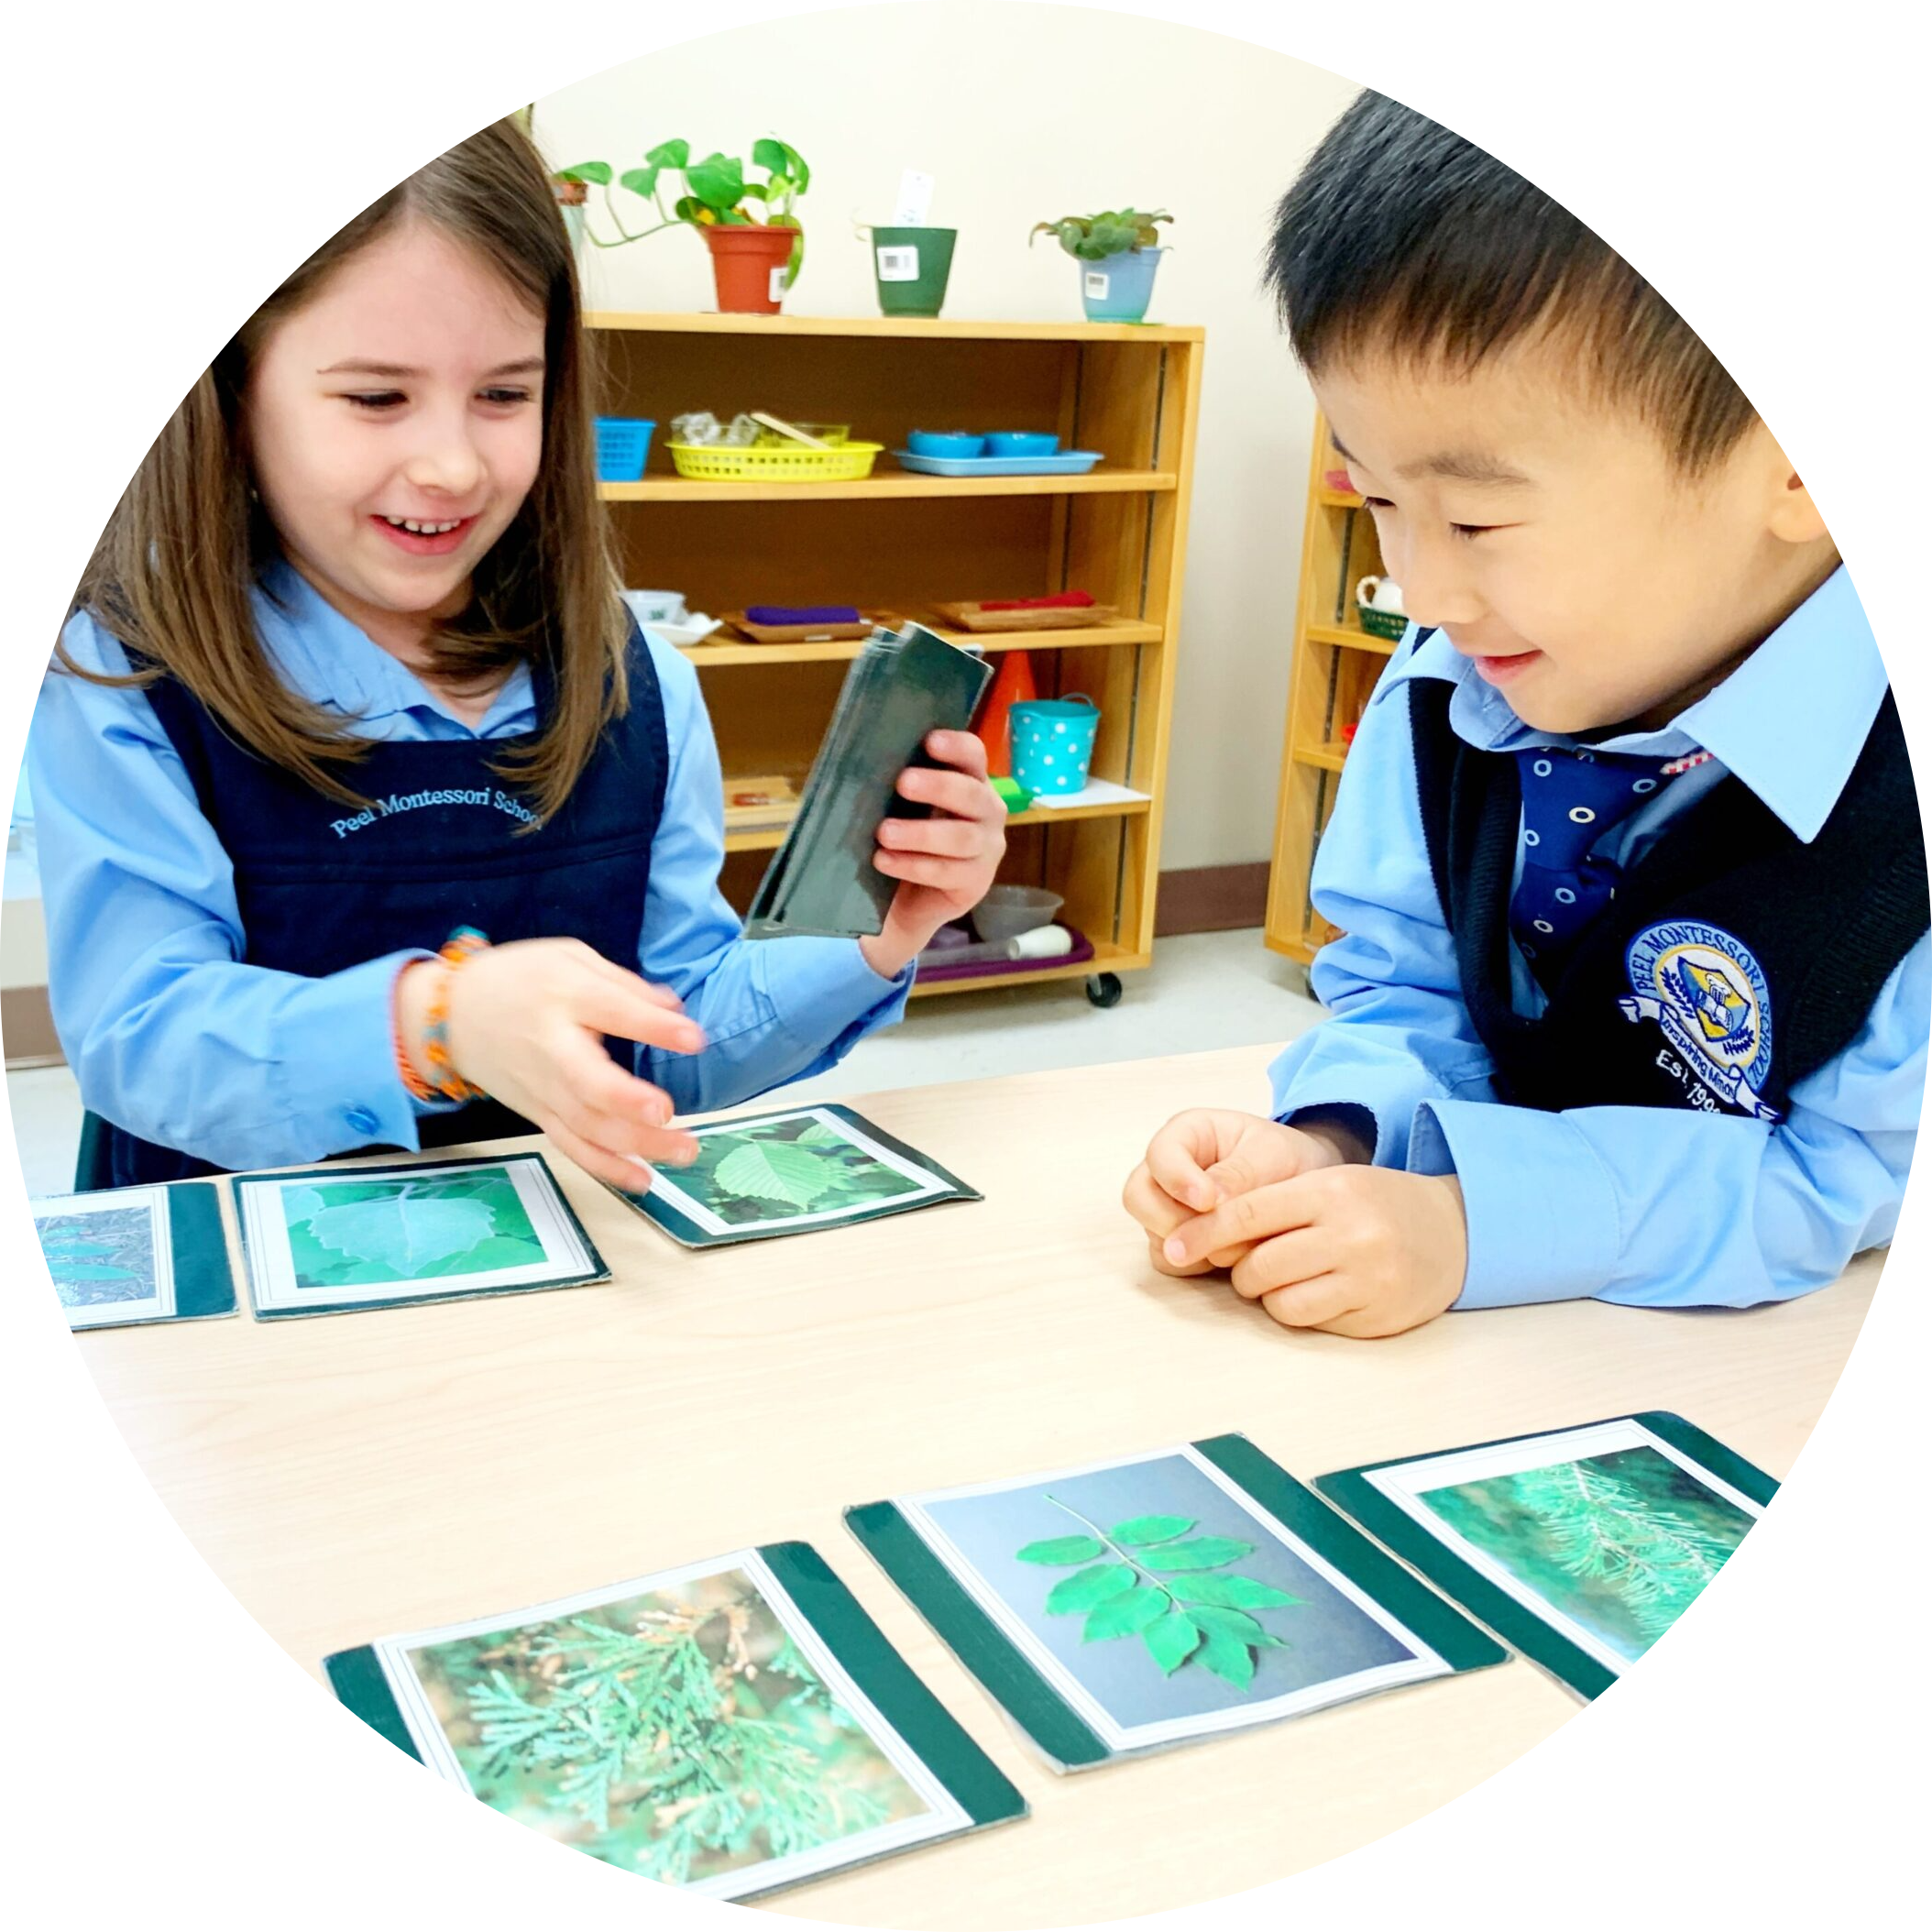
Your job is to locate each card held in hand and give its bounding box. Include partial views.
[745,622,993,940]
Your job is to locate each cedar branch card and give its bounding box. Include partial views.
[34,1180,236,1330]
[235,1153,607,1318]
[616,1103,980,1247]
[1316,1412,1775,1701]
[849,1434,1504,1771]
[325,1543,1024,1900]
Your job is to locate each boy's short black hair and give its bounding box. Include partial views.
[1264,92,1755,473]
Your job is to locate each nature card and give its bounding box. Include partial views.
[34,1180,236,1331]
[848,1433,1506,1770]
[235,1153,607,1318]
[1316,1411,1778,1701]
[618,1103,980,1247]
[325,1542,1025,1900]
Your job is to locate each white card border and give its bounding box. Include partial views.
[373,1546,967,1899]
[899,1443,1447,1754]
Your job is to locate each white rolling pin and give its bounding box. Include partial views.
[924,923,1076,968]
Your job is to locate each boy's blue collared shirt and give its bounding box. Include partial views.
[30,566,909,1173]
[1269,566,1927,1310]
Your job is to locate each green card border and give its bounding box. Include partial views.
[27,1174,239,1329]
[235,1150,610,1320]
[848,1433,1505,1772]
[323,1643,422,1761]
[1314,1411,1779,1703]
[615,1103,982,1249]
[758,1541,1026,1831]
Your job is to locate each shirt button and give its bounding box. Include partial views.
[346,1106,379,1137]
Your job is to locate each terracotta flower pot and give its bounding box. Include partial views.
[701,224,797,314]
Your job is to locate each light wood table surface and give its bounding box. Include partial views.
[76,1045,1878,1927]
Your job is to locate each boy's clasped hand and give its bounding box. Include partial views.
[1124,1109,1467,1338]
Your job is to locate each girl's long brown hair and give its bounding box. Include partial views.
[65,118,627,819]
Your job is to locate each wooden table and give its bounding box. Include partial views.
[77,1046,1878,1927]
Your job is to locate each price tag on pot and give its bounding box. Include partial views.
[1084,269,1112,299]
[769,265,792,302]
[876,245,920,282]
[893,169,935,226]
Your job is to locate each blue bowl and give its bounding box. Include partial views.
[908,430,986,459]
[984,431,1060,458]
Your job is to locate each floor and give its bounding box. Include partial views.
[5,928,1325,1198]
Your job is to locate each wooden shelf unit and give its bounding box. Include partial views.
[593,311,1204,1003]
[1264,412,1392,964]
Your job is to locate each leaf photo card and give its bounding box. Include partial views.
[34,1180,236,1331]
[325,1543,1024,1901]
[235,1153,607,1318]
[848,1434,1505,1771]
[1317,1411,1777,1701]
[617,1103,980,1248]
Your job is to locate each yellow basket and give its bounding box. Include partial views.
[666,441,884,483]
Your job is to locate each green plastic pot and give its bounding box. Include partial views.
[870,226,958,317]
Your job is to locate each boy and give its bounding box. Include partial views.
[1124,92,1927,1336]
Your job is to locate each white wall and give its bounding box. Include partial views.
[533,1,1357,873]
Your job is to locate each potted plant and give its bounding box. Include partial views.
[558,138,810,315]
[1030,208,1172,323]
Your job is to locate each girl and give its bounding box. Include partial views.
[30,121,1004,1192]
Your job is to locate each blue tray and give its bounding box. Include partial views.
[893,449,1103,478]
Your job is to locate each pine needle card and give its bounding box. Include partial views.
[235,1153,607,1319]
[34,1181,236,1331]
[616,1103,980,1248]
[1316,1412,1777,1701]
[325,1542,1025,1900]
[847,1434,1504,1772]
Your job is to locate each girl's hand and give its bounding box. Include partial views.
[862,730,1008,978]
[397,938,706,1190]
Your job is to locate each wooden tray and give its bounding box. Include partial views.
[720,609,893,644]
[930,599,1118,634]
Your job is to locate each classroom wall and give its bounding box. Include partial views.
[532,1,1358,875]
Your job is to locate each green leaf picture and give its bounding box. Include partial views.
[282,1171,543,1288]
[669,1114,924,1228]
[1017,1498,1305,1686]
[405,1568,928,1888]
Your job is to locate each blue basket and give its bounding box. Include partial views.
[1011,695,1101,796]
[595,417,656,482]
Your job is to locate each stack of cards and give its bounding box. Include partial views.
[616,1103,980,1247]
[745,621,992,940]
[327,1542,1024,1900]
[35,1181,236,1331]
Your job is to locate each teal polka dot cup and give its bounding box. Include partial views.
[1010,695,1101,796]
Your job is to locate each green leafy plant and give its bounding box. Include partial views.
[678,1117,920,1226]
[558,137,810,281]
[1015,1498,1302,1688]
[1029,209,1172,261]
[418,1579,917,1886]
[1503,1460,1743,1641]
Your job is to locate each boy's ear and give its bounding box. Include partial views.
[1759,434,1831,545]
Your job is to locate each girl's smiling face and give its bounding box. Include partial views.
[1314,343,1838,735]
[243,217,545,658]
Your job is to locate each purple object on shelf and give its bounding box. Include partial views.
[744,603,862,626]
[916,925,1095,983]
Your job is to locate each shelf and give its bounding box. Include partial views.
[1305,620,1400,657]
[1292,740,1351,773]
[679,619,1161,668]
[909,939,1147,999]
[720,795,1153,854]
[602,470,1177,505]
[587,312,1205,346]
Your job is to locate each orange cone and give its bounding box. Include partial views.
[974,652,1037,778]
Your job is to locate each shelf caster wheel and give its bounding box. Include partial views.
[1085,972,1124,1008]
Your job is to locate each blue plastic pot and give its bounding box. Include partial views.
[595,417,656,481]
[1010,695,1101,796]
[1079,247,1165,323]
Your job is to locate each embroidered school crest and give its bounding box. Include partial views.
[1620,921,1782,1121]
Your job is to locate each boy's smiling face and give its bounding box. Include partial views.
[1315,342,1838,735]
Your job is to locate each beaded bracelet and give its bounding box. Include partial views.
[422,928,492,1103]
